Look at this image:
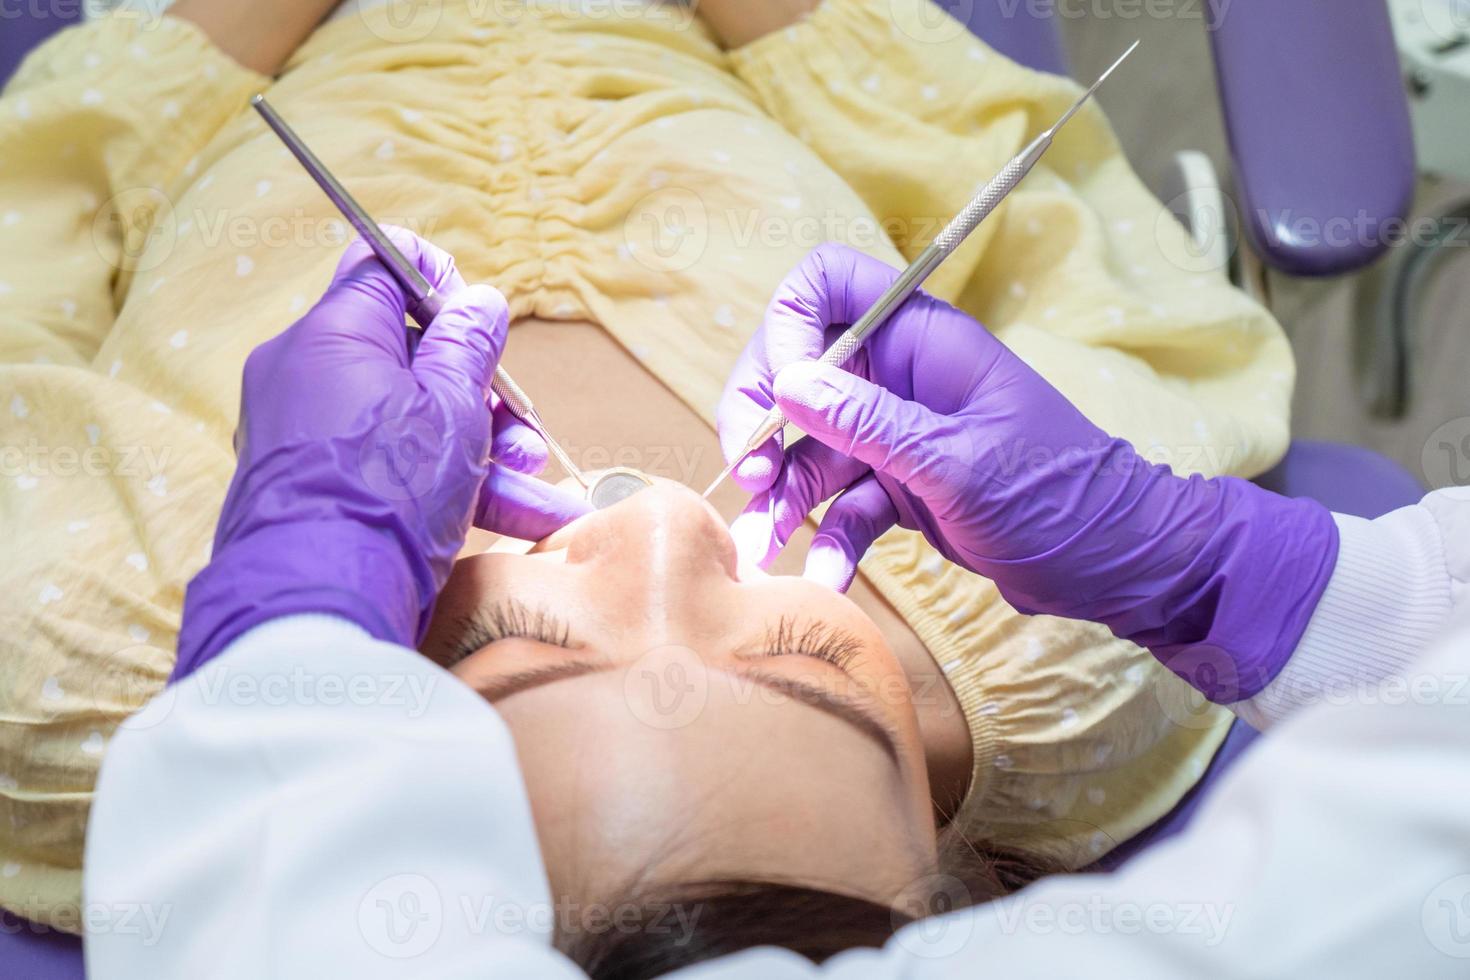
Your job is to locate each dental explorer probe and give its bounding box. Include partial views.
[250,95,592,493]
[701,40,1140,501]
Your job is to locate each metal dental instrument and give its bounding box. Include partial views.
[587,467,654,509]
[701,40,1140,500]
[250,94,592,492]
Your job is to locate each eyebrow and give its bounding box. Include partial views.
[736,667,902,765]
[478,660,901,764]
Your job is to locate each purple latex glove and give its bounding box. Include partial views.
[717,244,1339,702]
[174,229,590,680]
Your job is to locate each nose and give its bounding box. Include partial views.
[562,477,740,585]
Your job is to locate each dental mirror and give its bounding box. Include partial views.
[588,467,654,509]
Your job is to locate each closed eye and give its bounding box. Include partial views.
[448,599,576,665]
[761,616,864,674]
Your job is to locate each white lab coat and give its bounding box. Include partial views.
[83,489,1470,977]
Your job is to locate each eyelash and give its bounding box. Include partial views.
[448,607,861,673]
[449,600,572,665]
[764,616,863,673]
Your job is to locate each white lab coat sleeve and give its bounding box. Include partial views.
[1235,486,1470,729]
[692,613,1470,979]
[83,614,582,980]
[83,595,1470,979]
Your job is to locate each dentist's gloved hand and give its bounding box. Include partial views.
[717,244,1339,701]
[175,229,590,680]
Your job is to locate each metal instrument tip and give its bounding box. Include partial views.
[1049,39,1139,135]
[701,462,735,500]
[1100,39,1141,85]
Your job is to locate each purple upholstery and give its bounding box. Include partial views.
[0,910,84,980]
[936,0,1069,76]
[1208,1,1416,277]
[1256,439,1425,520]
[0,4,82,90]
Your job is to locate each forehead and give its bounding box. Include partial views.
[491,659,907,795]
[497,664,934,903]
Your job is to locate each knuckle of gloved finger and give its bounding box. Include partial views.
[435,387,494,443]
[839,496,886,545]
[769,495,806,546]
[241,340,289,391]
[376,224,434,271]
[334,235,378,275]
[808,240,858,275]
[846,388,889,447]
[889,426,950,496]
[432,285,509,374]
[457,283,511,340]
[495,430,544,475]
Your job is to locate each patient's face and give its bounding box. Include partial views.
[422,479,936,909]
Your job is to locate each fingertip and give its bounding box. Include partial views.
[731,445,779,492]
[495,428,549,475]
[803,538,857,593]
[384,224,465,297]
[442,283,509,349]
[728,504,777,569]
[415,283,511,393]
[456,282,510,332]
[476,467,591,539]
[332,235,376,278]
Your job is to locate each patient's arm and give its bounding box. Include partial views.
[171,0,340,74]
[697,0,820,48]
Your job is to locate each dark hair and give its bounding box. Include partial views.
[558,827,1055,979]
